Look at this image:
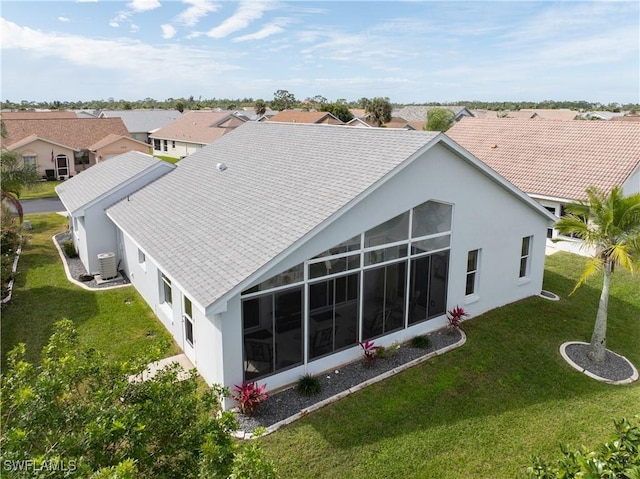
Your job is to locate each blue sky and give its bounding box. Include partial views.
[1,0,638,104]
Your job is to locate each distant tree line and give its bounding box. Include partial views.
[1,94,637,113]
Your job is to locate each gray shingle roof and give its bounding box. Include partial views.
[56,151,172,214]
[106,122,440,310]
[99,110,182,134]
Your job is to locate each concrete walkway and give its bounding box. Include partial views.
[129,353,196,383]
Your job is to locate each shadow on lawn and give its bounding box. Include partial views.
[292,268,639,449]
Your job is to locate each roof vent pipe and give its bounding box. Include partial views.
[216,162,227,172]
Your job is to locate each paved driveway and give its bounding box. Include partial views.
[21,198,65,214]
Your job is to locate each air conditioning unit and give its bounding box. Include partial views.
[97,252,118,279]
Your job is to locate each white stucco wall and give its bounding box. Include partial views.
[152,140,203,159]
[217,141,550,394]
[623,163,640,196]
[118,228,226,387]
[69,165,173,274]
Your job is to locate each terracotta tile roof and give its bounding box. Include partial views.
[447,118,640,201]
[3,118,130,150]
[268,110,344,124]
[612,115,640,122]
[149,111,245,144]
[87,133,149,151]
[0,111,78,119]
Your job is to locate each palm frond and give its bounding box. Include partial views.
[570,257,602,296]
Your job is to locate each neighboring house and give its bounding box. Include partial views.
[505,109,579,121]
[55,151,175,275]
[394,105,475,123]
[90,122,553,405]
[581,111,627,121]
[267,110,344,125]
[98,109,182,143]
[149,111,246,159]
[2,118,147,179]
[0,111,78,119]
[346,117,372,128]
[447,118,640,252]
[88,134,151,164]
[347,117,423,130]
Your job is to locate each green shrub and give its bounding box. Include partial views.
[296,374,322,397]
[527,416,640,478]
[62,240,77,258]
[411,335,431,349]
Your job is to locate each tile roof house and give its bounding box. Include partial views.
[56,151,175,275]
[81,121,553,403]
[394,105,474,123]
[2,118,149,179]
[149,110,246,159]
[98,109,182,143]
[267,110,344,125]
[505,109,579,121]
[447,118,640,250]
[0,110,79,119]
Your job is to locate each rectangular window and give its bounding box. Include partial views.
[184,297,194,346]
[362,262,406,339]
[466,249,479,295]
[22,155,36,167]
[308,272,359,360]
[172,140,176,148]
[161,273,172,305]
[242,286,303,381]
[153,139,161,151]
[163,140,168,152]
[138,249,145,264]
[519,236,532,278]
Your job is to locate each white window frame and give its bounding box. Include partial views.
[22,154,37,167]
[137,249,146,270]
[465,249,480,299]
[161,273,172,306]
[519,236,532,280]
[183,296,194,347]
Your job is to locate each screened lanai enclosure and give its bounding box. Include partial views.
[241,200,452,381]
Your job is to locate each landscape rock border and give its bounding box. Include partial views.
[560,341,638,385]
[234,328,467,439]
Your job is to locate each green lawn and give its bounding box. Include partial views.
[3,214,638,478]
[0,213,179,368]
[260,253,640,478]
[20,180,62,199]
[154,155,180,164]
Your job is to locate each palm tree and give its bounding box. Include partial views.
[1,150,40,223]
[364,97,392,127]
[555,186,640,363]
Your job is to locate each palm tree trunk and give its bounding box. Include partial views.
[588,258,611,363]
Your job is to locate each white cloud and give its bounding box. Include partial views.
[233,17,290,42]
[176,0,219,27]
[130,24,140,33]
[161,23,177,39]
[58,16,71,23]
[205,0,275,39]
[127,0,161,13]
[233,24,284,42]
[109,20,120,28]
[0,17,239,79]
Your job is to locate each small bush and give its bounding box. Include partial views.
[411,335,431,349]
[296,374,322,397]
[232,381,269,416]
[360,340,382,368]
[62,240,77,258]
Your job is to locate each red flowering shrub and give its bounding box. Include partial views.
[447,306,469,329]
[231,381,269,416]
